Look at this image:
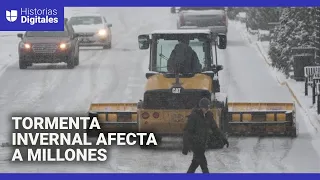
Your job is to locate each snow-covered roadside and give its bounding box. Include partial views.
[0,31,24,37]
[0,35,21,77]
[232,20,320,128]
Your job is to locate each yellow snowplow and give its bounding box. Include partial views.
[87,29,297,149]
[226,102,297,137]
[88,103,138,133]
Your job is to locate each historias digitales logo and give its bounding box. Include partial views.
[1,4,64,31]
[6,10,18,22]
[5,8,59,25]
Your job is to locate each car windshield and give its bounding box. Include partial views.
[154,35,209,73]
[69,16,103,26]
[25,29,69,37]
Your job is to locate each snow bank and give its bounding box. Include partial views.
[258,30,270,36]
[0,34,21,77]
[237,12,247,18]
[234,21,320,129]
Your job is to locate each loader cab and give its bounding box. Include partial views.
[137,30,227,110]
[138,30,226,78]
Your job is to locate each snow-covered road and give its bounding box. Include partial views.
[219,26,292,103]
[0,7,319,172]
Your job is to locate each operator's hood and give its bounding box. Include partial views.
[23,37,71,44]
[144,73,212,91]
[72,24,104,33]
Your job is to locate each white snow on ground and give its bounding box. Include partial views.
[233,19,320,158]
[0,9,320,172]
[234,20,320,126]
[258,30,270,36]
[0,35,21,77]
[219,24,293,103]
[237,12,247,19]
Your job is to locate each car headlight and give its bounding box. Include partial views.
[59,42,71,49]
[98,29,107,36]
[20,42,31,49]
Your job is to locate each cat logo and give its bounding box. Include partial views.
[172,87,181,94]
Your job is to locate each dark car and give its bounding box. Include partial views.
[17,20,80,69]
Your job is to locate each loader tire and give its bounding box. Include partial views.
[19,57,28,69]
[74,49,80,66]
[103,41,112,49]
[74,56,79,66]
[86,128,100,137]
[220,106,228,133]
[19,61,28,69]
[290,128,297,138]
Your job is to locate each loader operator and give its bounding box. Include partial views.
[182,98,229,173]
[167,37,202,74]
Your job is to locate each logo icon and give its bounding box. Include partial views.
[6,10,18,22]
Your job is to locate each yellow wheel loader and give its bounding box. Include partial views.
[87,29,297,149]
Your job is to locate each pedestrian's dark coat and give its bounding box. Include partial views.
[183,108,227,152]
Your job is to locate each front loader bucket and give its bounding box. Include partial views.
[88,103,138,135]
[226,102,297,137]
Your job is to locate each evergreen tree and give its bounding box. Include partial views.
[227,7,246,20]
[268,8,316,76]
[246,8,280,30]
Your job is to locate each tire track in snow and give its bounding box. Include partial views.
[0,42,102,112]
[0,50,105,147]
[20,50,104,113]
[215,21,298,173]
[219,45,250,102]
[233,20,320,172]
[233,22,296,169]
[48,50,107,112]
[250,138,291,172]
[211,141,247,172]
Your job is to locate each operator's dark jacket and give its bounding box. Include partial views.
[167,43,202,73]
[183,108,227,152]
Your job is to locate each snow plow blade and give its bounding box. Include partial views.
[226,103,297,137]
[87,103,138,135]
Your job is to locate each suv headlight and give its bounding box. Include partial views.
[98,29,107,36]
[19,42,31,49]
[59,42,71,49]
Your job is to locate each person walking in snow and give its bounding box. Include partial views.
[182,97,229,173]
